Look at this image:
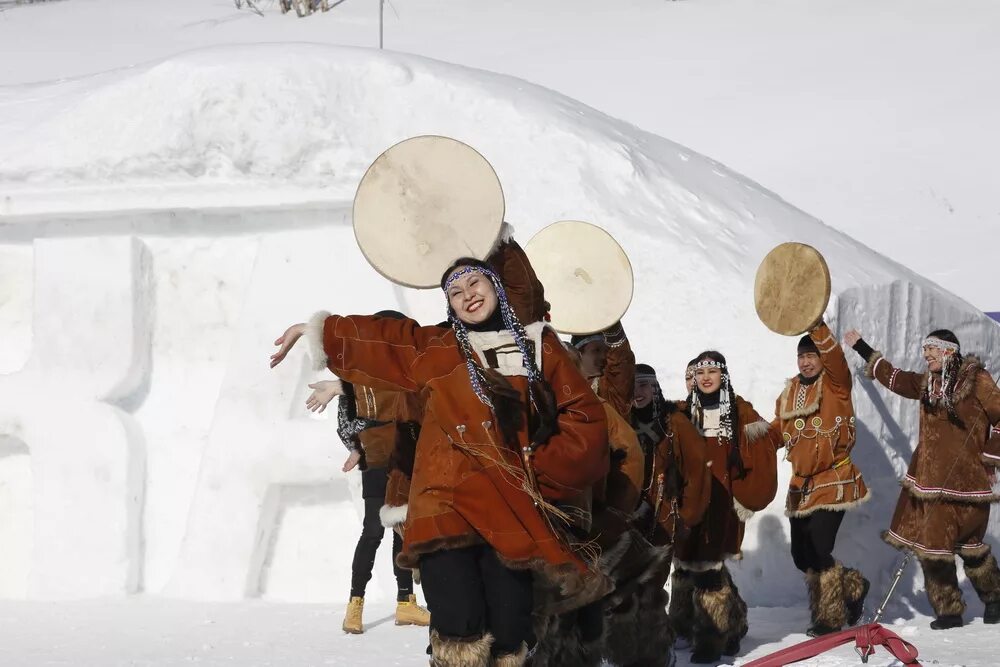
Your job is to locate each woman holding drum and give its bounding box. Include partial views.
[271,138,612,667]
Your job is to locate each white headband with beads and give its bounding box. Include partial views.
[693,359,727,371]
[922,337,959,353]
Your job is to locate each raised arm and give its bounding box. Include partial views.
[597,322,636,420]
[811,321,852,399]
[486,223,548,324]
[844,329,924,400]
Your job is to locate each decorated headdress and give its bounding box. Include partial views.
[441,258,542,411]
[921,329,964,425]
[688,352,735,442]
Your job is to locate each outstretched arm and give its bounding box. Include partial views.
[843,329,924,400]
[486,223,548,324]
[272,312,445,393]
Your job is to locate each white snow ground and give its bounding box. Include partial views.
[1,1,1000,665]
[0,599,991,667]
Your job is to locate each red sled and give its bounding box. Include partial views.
[741,623,920,667]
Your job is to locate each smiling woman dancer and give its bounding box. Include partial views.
[673,350,779,664]
[846,327,1000,631]
[270,258,610,667]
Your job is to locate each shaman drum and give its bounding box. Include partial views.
[353,135,505,288]
[754,242,831,336]
[525,220,634,335]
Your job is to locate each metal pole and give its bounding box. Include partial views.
[379,0,384,49]
[869,552,912,625]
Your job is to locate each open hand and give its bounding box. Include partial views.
[305,380,345,412]
[842,329,862,347]
[270,323,306,368]
[343,449,362,472]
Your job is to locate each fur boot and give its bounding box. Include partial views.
[493,643,528,667]
[430,631,494,667]
[920,558,965,627]
[603,579,674,667]
[691,569,738,664]
[528,609,603,667]
[722,567,748,655]
[668,568,696,641]
[963,553,1000,604]
[804,569,820,629]
[808,563,847,635]
[843,567,870,626]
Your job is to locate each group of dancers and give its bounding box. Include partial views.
[269,226,1000,666]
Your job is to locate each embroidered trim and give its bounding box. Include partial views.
[779,375,824,420]
[902,474,997,499]
[884,529,986,557]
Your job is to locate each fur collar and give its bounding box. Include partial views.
[778,374,824,420]
[468,321,546,378]
[920,355,984,407]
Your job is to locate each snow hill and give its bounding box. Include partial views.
[1,44,998,624]
[1,0,996,313]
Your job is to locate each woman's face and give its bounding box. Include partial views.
[446,268,499,325]
[685,373,695,394]
[922,344,952,373]
[695,366,722,394]
[634,378,656,409]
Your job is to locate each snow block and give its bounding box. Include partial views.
[0,237,151,598]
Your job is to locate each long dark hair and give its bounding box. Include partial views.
[439,258,559,449]
[689,350,746,478]
[923,328,965,427]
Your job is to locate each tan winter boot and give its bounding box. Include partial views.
[395,593,431,626]
[342,596,365,634]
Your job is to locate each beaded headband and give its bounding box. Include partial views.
[922,337,959,353]
[693,359,727,371]
[443,265,488,292]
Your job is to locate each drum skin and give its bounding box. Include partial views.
[353,135,505,288]
[754,242,831,336]
[525,220,633,335]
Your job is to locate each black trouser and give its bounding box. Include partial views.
[350,487,413,600]
[420,545,534,656]
[789,509,845,572]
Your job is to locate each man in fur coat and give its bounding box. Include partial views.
[847,327,1000,629]
[772,321,870,635]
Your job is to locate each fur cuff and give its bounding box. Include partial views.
[733,499,755,522]
[305,310,331,372]
[743,420,772,443]
[380,503,408,528]
[674,558,725,573]
[489,221,516,255]
[863,352,884,380]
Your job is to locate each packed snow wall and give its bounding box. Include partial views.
[1,46,998,612]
